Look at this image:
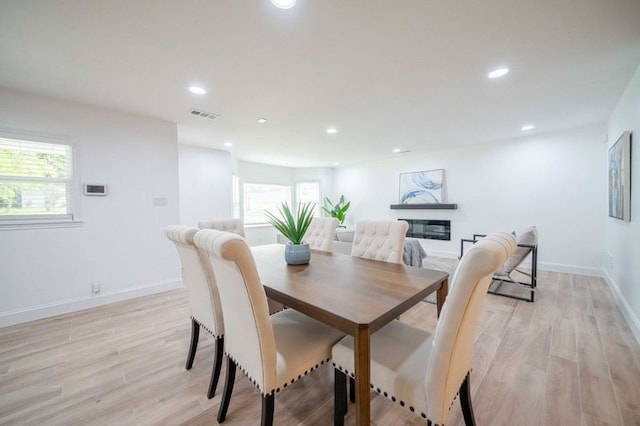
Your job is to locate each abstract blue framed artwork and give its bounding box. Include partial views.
[399,169,444,204]
[608,131,632,221]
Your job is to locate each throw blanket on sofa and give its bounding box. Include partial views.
[403,238,427,267]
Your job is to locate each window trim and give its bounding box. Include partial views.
[242,181,292,225]
[0,126,81,229]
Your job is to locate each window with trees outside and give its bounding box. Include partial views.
[0,137,74,221]
[243,183,291,225]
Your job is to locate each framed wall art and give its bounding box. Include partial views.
[608,131,632,221]
[399,169,444,204]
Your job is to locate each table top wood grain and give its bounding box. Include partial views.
[253,244,448,332]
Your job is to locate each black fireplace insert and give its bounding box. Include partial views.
[399,219,451,241]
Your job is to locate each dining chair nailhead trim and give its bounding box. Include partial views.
[233,354,331,396]
[332,364,471,425]
[332,364,433,420]
[191,316,223,339]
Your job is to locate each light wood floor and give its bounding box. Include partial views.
[1,269,640,425]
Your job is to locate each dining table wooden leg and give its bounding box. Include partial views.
[354,326,371,426]
[436,278,448,318]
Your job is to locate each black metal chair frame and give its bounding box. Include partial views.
[460,234,538,303]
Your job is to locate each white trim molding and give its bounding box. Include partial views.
[536,261,604,277]
[603,270,640,345]
[0,219,84,231]
[395,247,607,277]
[0,279,183,328]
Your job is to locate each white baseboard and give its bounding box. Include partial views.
[0,279,183,328]
[603,270,640,345]
[427,249,604,277]
[536,261,604,277]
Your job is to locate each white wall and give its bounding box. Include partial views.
[0,88,181,326]
[238,160,295,186]
[606,63,640,341]
[179,145,232,226]
[334,124,606,275]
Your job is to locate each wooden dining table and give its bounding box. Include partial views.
[251,244,449,425]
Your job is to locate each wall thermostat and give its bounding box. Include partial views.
[84,184,107,196]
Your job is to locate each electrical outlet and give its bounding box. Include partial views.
[91,281,101,294]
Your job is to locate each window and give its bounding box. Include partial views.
[243,183,291,225]
[0,137,74,221]
[296,181,321,216]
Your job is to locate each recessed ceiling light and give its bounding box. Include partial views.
[521,125,535,131]
[333,162,340,166]
[488,68,509,79]
[188,85,206,95]
[224,142,233,147]
[271,0,296,9]
[326,127,338,134]
[257,118,268,124]
[392,148,402,153]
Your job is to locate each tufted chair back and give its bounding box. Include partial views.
[194,229,278,394]
[303,217,340,251]
[198,218,245,237]
[350,220,409,264]
[425,232,516,424]
[164,225,224,337]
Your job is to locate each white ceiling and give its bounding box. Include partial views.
[1,0,639,167]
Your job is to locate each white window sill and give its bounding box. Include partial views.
[244,223,273,229]
[0,219,84,231]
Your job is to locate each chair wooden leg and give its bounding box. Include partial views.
[349,376,355,403]
[334,369,347,425]
[217,356,236,423]
[261,393,275,426]
[186,318,200,370]
[459,372,476,426]
[207,336,224,399]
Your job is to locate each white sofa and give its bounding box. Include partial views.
[332,228,356,255]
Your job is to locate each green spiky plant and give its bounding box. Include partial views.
[265,202,315,244]
[322,195,351,224]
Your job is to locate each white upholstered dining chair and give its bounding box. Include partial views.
[198,218,245,236]
[333,232,517,426]
[164,225,224,399]
[303,216,340,251]
[350,220,409,264]
[194,229,345,426]
[198,218,283,313]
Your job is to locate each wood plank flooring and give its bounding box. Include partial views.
[1,268,639,425]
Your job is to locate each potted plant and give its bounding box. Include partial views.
[265,202,315,265]
[322,195,351,226]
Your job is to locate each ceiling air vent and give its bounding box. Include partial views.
[189,108,222,121]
